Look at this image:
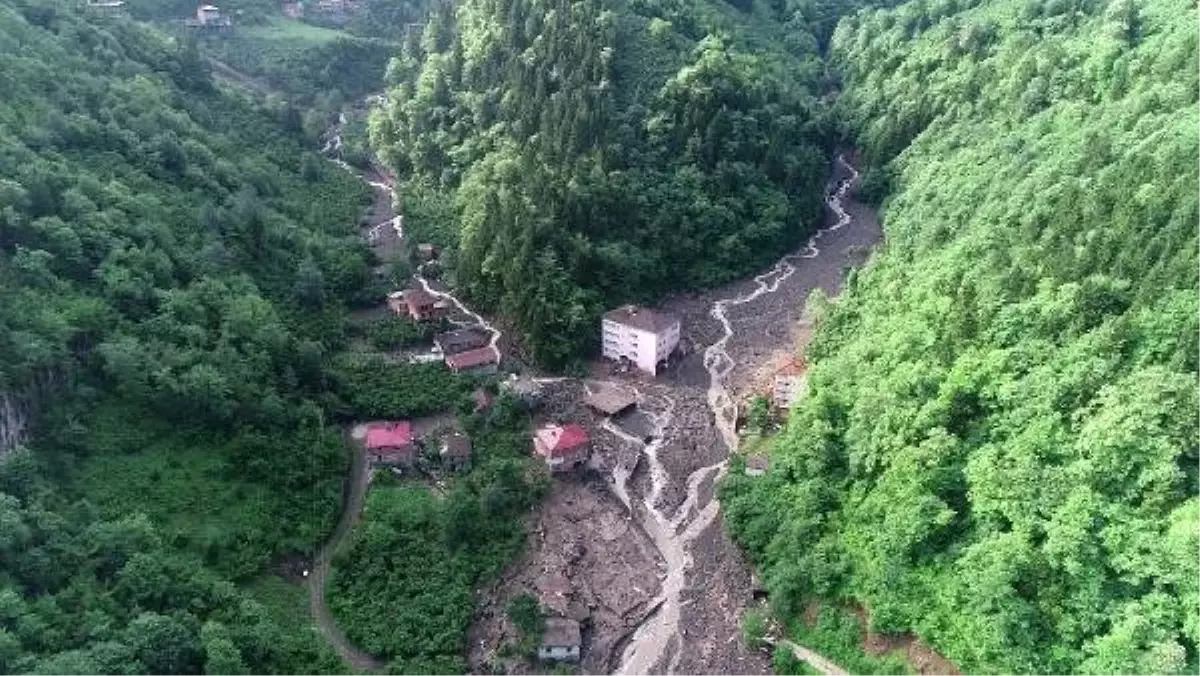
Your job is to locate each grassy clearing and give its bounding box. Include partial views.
[240,15,348,43]
[68,403,344,579]
[786,605,913,675]
[246,575,318,627]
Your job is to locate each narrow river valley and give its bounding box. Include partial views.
[318,106,882,674]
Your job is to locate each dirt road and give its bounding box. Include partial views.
[307,440,383,672]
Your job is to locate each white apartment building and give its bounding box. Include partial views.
[601,305,681,376]
[773,358,808,409]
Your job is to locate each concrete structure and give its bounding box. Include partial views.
[745,453,770,477]
[364,421,416,466]
[186,4,232,27]
[538,618,582,662]
[533,424,589,473]
[85,0,126,15]
[435,327,490,355]
[445,347,499,375]
[391,289,449,322]
[601,305,681,376]
[416,243,438,261]
[773,358,808,409]
[583,385,636,417]
[440,432,472,472]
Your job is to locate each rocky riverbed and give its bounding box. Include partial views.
[465,152,882,675]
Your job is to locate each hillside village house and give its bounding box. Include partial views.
[364,421,416,467]
[440,432,472,472]
[435,327,490,355]
[601,305,681,376]
[533,424,590,472]
[538,617,582,662]
[389,289,449,322]
[773,357,808,409]
[445,347,499,375]
[186,4,231,27]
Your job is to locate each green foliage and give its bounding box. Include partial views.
[0,1,372,671]
[328,409,549,670]
[506,594,545,656]
[0,452,345,674]
[199,18,396,113]
[772,645,819,675]
[746,395,773,433]
[741,608,768,649]
[326,354,476,420]
[371,0,835,367]
[786,607,912,674]
[355,314,441,351]
[723,0,1199,672]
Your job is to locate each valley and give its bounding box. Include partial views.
[317,100,881,673]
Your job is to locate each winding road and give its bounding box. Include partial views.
[307,441,383,672]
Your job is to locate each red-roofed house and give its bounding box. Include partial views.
[364,421,416,466]
[445,346,499,375]
[533,424,590,473]
[773,357,808,409]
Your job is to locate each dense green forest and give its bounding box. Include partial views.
[0,0,386,670]
[371,0,849,366]
[327,397,549,673]
[721,0,1199,672]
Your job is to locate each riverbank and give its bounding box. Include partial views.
[320,91,880,674]
[461,152,882,675]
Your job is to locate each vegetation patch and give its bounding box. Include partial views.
[327,398,550,673]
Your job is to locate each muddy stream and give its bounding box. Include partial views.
[321,100,877,674]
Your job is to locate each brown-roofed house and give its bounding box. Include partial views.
[584,385,637,417]
[440,432,472,472]
[538,617,581,662]
[435,327,490,355]
[445,346,499,375]
[601,305,681,376]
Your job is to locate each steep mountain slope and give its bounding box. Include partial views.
[721,0,1198,672]
[0,0,376,671]
[371,0,837,366]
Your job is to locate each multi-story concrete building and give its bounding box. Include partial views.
[773,357,808,409]
[600,305,681,376]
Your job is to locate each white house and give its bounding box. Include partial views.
[773,357,808,409]
[538,617,581,662]
[601,305,681,376]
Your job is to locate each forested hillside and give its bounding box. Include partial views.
[371,0,839,366]
[0,0,377,670]
[721,0,1198,671]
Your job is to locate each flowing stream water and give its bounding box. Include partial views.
[324,96,859,674]
[615,154,860,675]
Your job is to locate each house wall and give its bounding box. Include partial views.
[601,319,680,376]
[535,441,589,472]
[455,362,498,376]
[538,645,581,662]
[773,374,806,408]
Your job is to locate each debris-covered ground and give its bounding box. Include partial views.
[466,154,884,675]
